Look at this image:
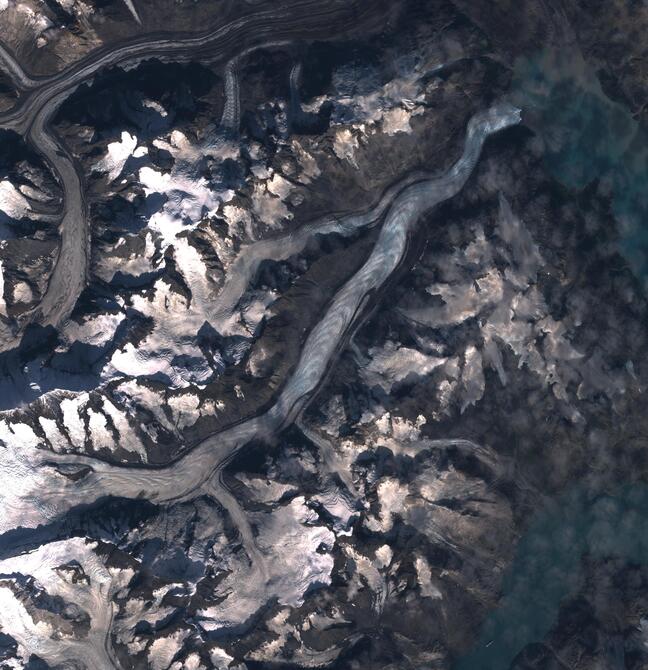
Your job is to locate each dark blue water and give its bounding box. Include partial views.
[454,484,648,669]
[509,48,648,281]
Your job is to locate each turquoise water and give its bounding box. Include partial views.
[454,484,648,669]
[509,49,648,280]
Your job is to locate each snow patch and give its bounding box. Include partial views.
[93,131,139,183]
[0,179,30,221]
